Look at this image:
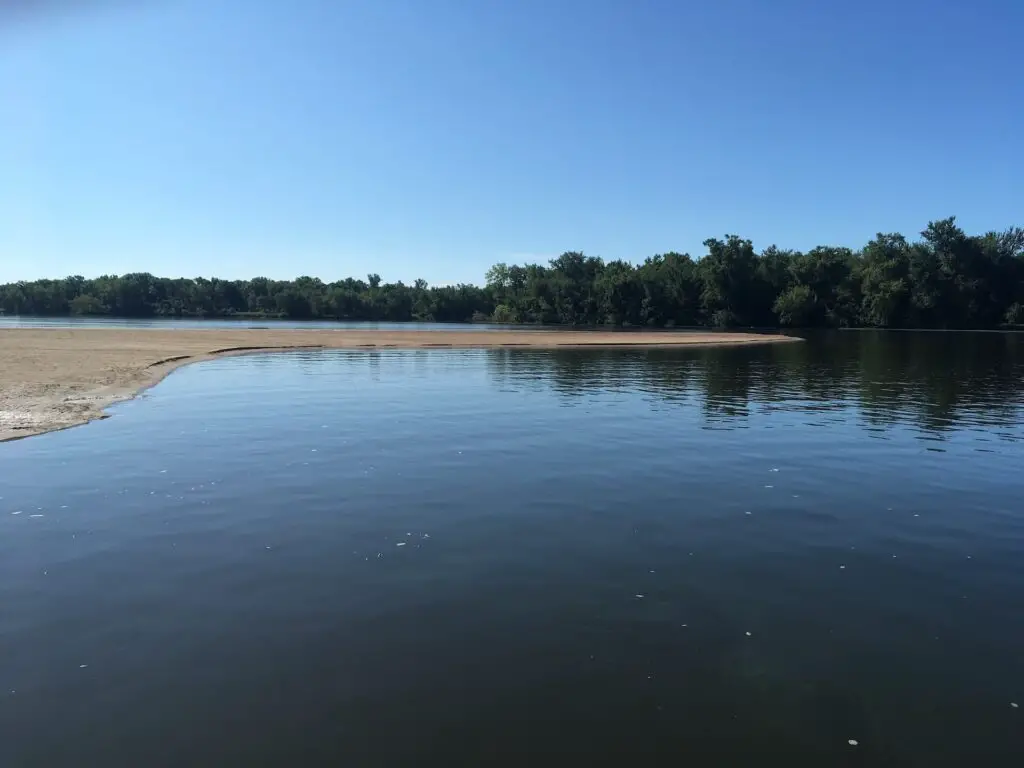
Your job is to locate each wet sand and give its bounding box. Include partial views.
[0,328,798,441]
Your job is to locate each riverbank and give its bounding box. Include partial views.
[0,328,798,441]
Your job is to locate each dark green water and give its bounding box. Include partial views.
[2,332,1023,766]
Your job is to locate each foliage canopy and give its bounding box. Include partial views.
[3,218,1022,328]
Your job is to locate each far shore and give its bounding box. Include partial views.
[0,328,799,442]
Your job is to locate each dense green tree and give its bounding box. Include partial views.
[699,236,765,326]
[859,233,912,327]
[69,294,107,315]
[787,247,859,327]
[773,285,817,327]
[636,252,702,327]
[3,217,1021,327]
[594,260,641,325]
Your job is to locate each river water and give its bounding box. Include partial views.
[1,332,1022,766]
[0,316,509,330]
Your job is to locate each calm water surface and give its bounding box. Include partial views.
[2,332,1023,766]
[0,316,513,330]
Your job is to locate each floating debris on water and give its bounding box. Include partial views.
[744,511,752,515]
[745,631,752,637]
[635,594,645,599]
[79,664,88,669]
[848,739,859,746]
[11,511,22,516]
[422,533,430,539]
[764,485,774,489]
[396,542,406,547]
[1011,702,1019,709]
[840,565,846,570]
[29,514,44,518]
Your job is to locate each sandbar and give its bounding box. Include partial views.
[0,328,799,442]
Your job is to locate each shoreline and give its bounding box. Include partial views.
[0,328,800,442]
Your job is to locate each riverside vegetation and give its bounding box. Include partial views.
[3,218,1023,328]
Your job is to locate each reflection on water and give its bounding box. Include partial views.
[1,332,1022,767]
[486,331,1024,438]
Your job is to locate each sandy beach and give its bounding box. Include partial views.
[0,328,798,441]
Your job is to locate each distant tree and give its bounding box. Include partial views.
[700,236,761,326]
[491,304,519,323]
[773,285,816,327]
[275,289,312,318]
[69,294,107,315]
[2,216,1021,328]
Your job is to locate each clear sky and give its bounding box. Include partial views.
[1,0,1021,284]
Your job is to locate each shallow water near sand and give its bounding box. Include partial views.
[2,331,1023,766]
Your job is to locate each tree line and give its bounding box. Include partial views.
[2,218,1022,328]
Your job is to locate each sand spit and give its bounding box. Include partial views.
[0,328,799,441]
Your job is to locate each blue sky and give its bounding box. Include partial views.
[1,0,1020,284]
